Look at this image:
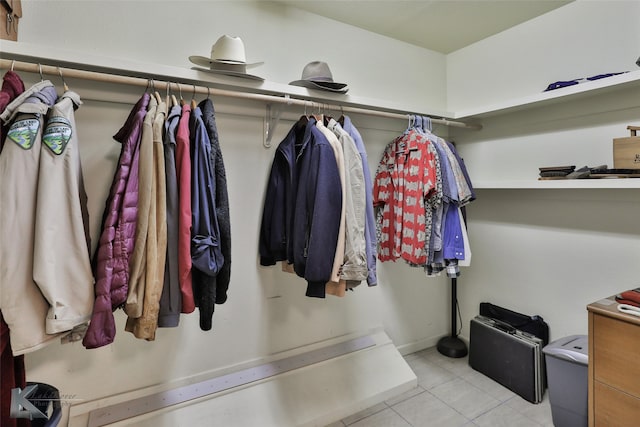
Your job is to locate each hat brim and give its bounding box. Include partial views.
[191,66,264,81]
[289,80,348,93]
[189,55,263,69]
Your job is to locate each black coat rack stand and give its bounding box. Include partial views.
[437,277,468,358]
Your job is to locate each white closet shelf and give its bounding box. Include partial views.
[4,41,637,126]
[454,69,640,120]
[0,40,461,125]
[475,179,640,189]
[459,70,640,190]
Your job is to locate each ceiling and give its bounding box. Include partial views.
[274,0,572,54]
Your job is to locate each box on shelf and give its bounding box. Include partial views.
[0,0,21,41]
[613,126,640,169]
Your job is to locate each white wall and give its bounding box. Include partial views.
[10,0,638,423]
[464,188,640,340]
[18,0,448,111]
[447,0,640,112]
[449,0,640,341]
[10,1,452,424]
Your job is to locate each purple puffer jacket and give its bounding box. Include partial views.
[83,93,149,349]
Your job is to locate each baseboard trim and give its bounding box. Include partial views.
[69,330,417,427]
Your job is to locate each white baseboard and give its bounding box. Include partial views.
[69,330,417,427]
[396,334,471,357]
[395,335,441,356]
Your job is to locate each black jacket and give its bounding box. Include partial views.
[197,98,231,331]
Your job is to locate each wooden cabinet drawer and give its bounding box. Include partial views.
[594,381,640,426]
[592,313,640,399]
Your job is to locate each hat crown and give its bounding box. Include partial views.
[188,35,263,80]
[210,35,247,64]
[301,61,334,82]
[289,61,348,93]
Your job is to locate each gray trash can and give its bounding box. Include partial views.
[542,335,588,427]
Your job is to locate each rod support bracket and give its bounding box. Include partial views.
[264,102,284,148]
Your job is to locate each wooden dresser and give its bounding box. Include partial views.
[588,297,640,427]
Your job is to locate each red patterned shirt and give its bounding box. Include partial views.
[374,129,438,265]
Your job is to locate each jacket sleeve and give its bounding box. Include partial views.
[301,141,342,286]
[212,140,231,304]
[82,232,117,348]
[259,156,286,266]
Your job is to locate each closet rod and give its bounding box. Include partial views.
[0,59,481,130]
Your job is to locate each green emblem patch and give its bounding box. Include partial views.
[8,117,40,150]
[43,117,72,155]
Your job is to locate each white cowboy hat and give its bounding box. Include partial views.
[289,61,348,93]
[189,35,264,80]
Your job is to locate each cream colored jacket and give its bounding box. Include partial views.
[0,83,93,355]
[315,120,346,297]
[34,90,94,334]
[328,119,368,286]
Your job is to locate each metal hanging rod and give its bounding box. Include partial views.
[0,59,481,130]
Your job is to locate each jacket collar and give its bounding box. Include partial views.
[276,116,313,165]
[296,116,316,162]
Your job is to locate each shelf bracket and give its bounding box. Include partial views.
[264,95,291,148]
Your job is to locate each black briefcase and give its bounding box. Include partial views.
[479,302,549,346]
[469,315,545,403]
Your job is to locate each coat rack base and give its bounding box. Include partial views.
[437,335,468,358]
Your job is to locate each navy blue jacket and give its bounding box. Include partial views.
[259,116,309,266]
[189,106,224,331]
[199,99,232,306]
[293,122,342,298]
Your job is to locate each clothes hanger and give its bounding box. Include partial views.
[150,79,162,104]
[423,116,433,133]
[415,115,423,133]
[404,115,415,134]
[396,115,414,153]
[323,104,329,126]
[38,63,44,82]
[58,67,69,92]
[144,79,151,96]
[294,101,308,126]
[168,82,178,107]
[312,102,323,124]
[190,84,197,109]
[178,84,185,106]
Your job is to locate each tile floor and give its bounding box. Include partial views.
[327,347,554,427]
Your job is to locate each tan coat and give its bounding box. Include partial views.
[126,97,168,339]
[125,97,156,318]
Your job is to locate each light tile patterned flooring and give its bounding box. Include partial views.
[327,347,554,427]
